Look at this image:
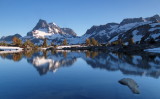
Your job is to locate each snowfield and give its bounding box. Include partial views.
[0,46,23,54]
[0,46,23,51]
[132,30,143,42]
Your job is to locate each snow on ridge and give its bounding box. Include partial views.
[38,28,48,33]
[33,30,52,38]
[150,23,160,27]
[110,35,118,42]
[50,22,57,26]
[132,30,142,42]
[119,22,151,31]
[97,30,106,36]
[149,27,160,32]
[54,28,60,33]
[150,33,160,39]
[109,22,153,43]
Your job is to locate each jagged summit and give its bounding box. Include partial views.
[33,19,49,30]
[27,19,77,38]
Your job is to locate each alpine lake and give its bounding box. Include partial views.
[0,50,160,99]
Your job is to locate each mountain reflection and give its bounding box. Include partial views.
[0,50,160,78]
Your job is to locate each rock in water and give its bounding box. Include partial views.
[119,78,140,94]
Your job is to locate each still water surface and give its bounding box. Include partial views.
[0,50,160,99]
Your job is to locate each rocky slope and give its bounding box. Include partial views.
[83,14,160,44]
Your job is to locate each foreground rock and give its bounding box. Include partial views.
[119,78,140,94]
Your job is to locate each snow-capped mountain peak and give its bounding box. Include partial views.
[26,19,77,40]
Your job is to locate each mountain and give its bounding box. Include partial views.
[27,19,76,37]
[0,19,77,45]
[0,34,22,43]
[22,19,77,45]
[0,14,160,45]
[81,23,119,43]
[83,14,160,44]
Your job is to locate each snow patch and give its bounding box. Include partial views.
[132,30,142,42]
[0,46,23,51]
[110,36,118,42]
[151,33,160,39]
[149,27,160,32]
[150,23,160,27]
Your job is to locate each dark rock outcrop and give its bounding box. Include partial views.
[119,78,140,94]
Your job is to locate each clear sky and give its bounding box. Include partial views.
[0,0,159,37]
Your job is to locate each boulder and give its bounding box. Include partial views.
[119,78,140,94]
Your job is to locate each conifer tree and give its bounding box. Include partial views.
[12,37,22,46]
[42,38,48,47]
[62,39,68,45]
[91,38,98,46]
[128,38,134,45]
[86,38,91,46]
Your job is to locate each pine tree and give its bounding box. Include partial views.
[62,39,68,45]
[91,38,98,46]
[42,38,48,47]
[86,38,91,46]
[23,40,34,47]
[128,38,134,45]
[51,42,55,46]
[12,37,22,46]
[118,39,122,45]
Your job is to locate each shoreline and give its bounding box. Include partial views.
[0,43,160,54]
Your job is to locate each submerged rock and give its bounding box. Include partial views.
[119,78,140,94]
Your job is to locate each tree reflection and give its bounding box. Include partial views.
[63,51,67,57]
[12,53,22,61]
[85,51,99,58]
[24,50,35,58]
[1,50,160,78]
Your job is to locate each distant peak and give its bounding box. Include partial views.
[38,19,47,23]
[120,17,144,25]
[49,22,58,26]
[33,19,49,30]
[145,14,160,22]
[153,14,160,17]
[51,22,57,25]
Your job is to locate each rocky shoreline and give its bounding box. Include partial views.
[48,43,160,54]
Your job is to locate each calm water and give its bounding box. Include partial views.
[0,50,160,99]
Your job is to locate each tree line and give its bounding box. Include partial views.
[0,36,157,48]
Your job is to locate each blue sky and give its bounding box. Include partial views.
[0,0,159,37]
